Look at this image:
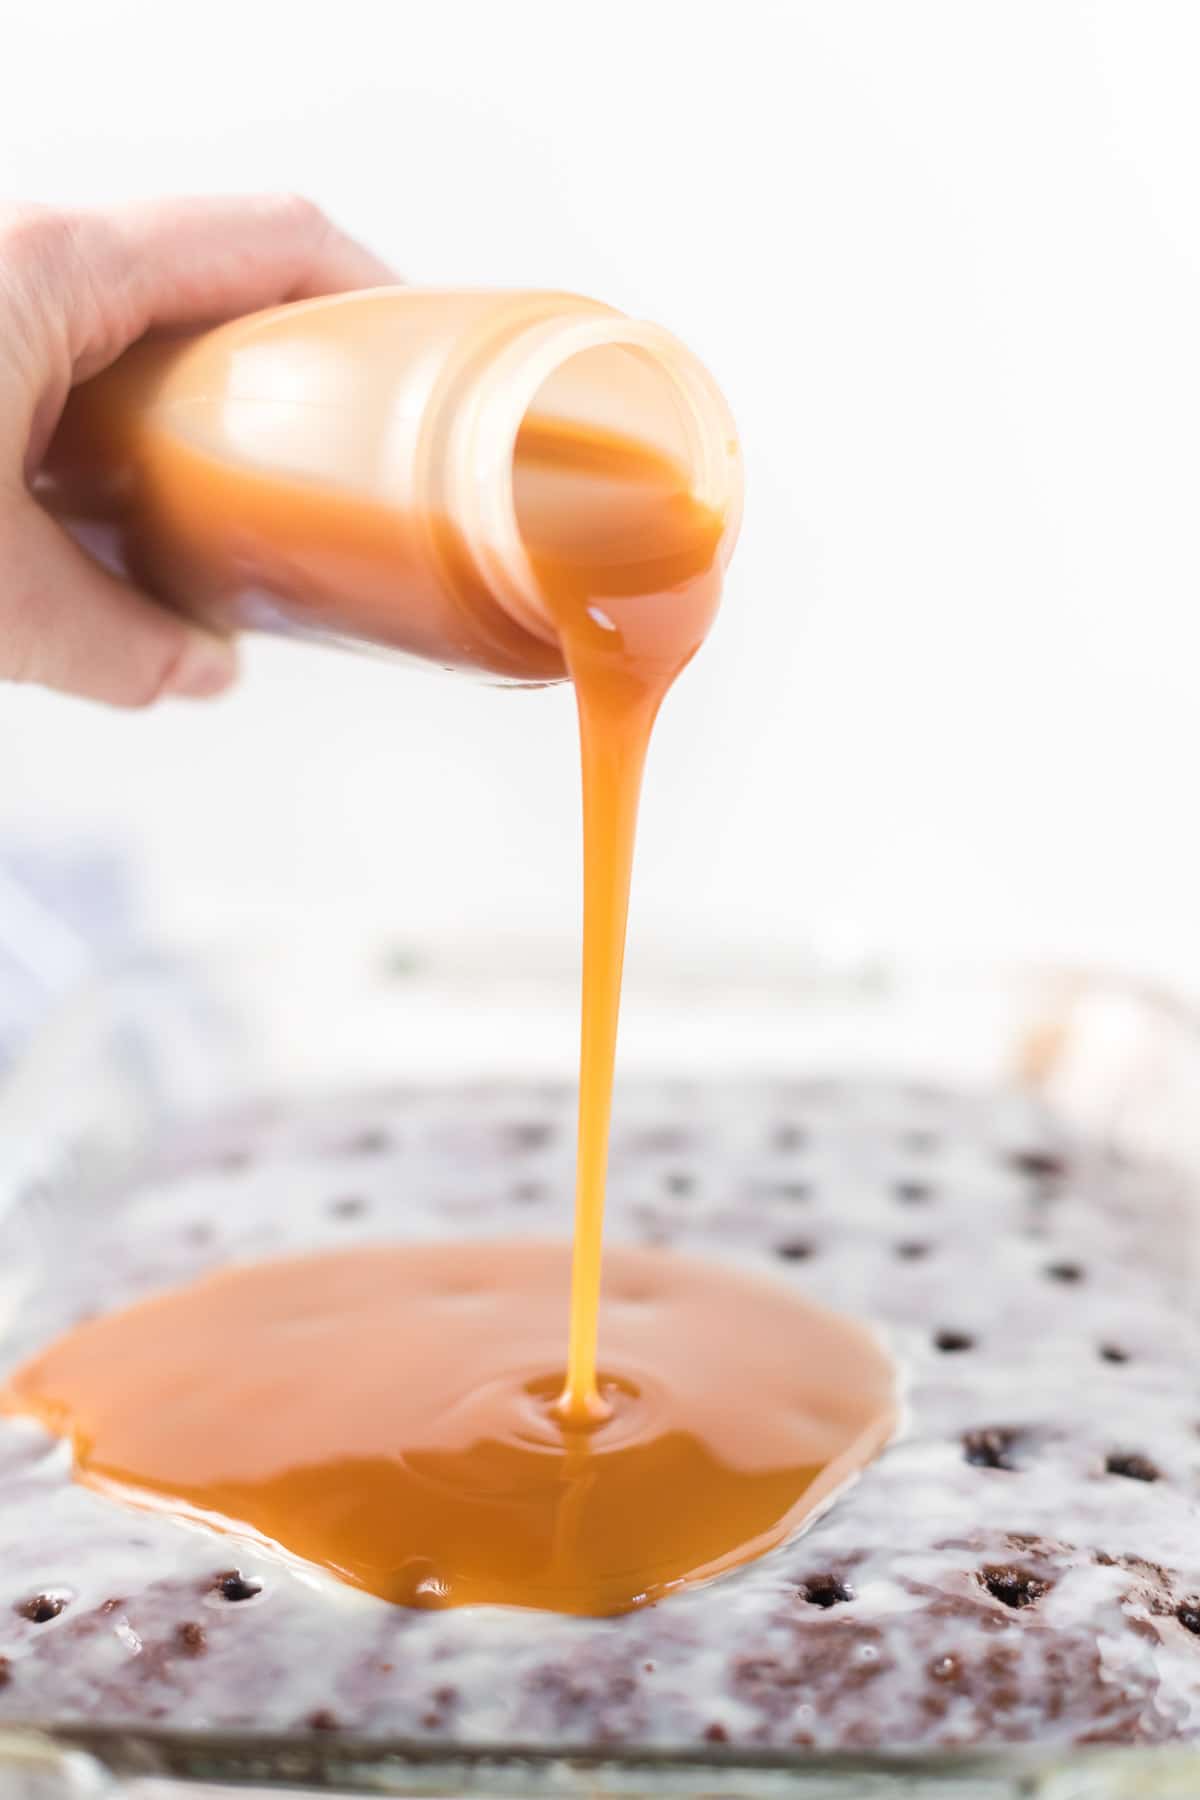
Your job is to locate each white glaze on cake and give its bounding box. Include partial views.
[1,1078,1198,1747]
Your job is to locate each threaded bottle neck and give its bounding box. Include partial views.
[439,308,743,645]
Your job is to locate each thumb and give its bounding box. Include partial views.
[0,498,237,707]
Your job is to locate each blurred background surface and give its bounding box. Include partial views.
[3,1,1199,984]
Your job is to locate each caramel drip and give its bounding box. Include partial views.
[512,415,724,1422]
[6,410,897,1614]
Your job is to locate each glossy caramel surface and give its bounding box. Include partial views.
[5,1242,895,1615]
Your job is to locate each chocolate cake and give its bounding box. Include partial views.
[1,1076,1198,1747]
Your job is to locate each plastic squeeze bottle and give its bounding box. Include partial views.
[39,288,742,681]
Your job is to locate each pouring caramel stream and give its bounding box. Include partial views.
[6,409,896,1614]
[511,415,725,1422]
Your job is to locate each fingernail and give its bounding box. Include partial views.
[165,631,238,701]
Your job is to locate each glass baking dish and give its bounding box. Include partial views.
[1,921,1198,1799]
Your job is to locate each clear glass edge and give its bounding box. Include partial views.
[5,1723,1200,1799]
[2,927,1200,1797]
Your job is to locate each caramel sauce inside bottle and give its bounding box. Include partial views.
[8,409,896,1614]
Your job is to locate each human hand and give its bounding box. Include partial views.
[0,194,393,707]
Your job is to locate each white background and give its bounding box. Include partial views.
[3,1,1200,983]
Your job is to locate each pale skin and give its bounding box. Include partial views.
[0,194,394,707]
